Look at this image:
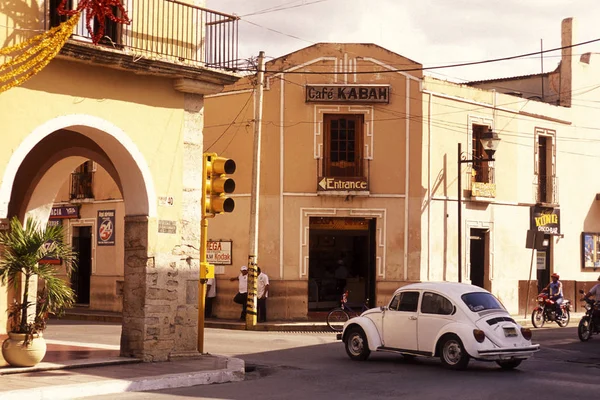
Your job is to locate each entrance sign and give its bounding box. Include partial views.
[97,210,116,246]
[306,85,390,103]
[207,240,232,265]
[318,177,368,191]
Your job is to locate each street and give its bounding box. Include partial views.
[43,321,600,400]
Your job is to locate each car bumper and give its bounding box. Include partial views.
[476,344,540,360]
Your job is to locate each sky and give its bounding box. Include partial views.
[206,0,600,82]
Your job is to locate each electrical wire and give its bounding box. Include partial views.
[205,91,255,152]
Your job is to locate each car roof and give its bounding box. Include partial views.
[394,282,489,299]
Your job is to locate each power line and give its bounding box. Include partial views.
[234,37,600,75]
[241,0,334,17]
[205,91,254,152]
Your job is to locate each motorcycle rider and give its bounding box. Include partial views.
[583,275,600,302]
[544,272,564,319]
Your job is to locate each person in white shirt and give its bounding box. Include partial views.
[585,275,600,302]
[257,267,270,323]
[204,277,216,318]
[230,266,248,320]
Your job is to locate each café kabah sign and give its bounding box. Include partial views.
[318,177,368,191]
[306,85,390,103]
[530,206,561,235]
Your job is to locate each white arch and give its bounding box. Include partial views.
[0,114,157,218]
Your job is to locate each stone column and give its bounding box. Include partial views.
[120,215,151,359]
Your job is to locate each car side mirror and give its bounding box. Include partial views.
[380,306,388,311]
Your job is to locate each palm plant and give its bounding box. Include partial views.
[0,216,76,337]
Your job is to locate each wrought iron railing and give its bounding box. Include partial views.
[48,0,239,70]
[466,165,495,190]
[533,174,559,205]
[70,172,94,200]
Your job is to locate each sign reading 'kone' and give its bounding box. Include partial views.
[306,85,390,103]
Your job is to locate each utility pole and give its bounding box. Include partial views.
[246,51,265,328]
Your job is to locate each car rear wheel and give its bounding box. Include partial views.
[344,326,370,361]
[531,309,545,328]
[496,359,522,370]
[439,334,470,370]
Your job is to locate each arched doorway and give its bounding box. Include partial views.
[0,115,167,360]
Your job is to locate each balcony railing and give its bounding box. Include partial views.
[533,174,559,205]
[48,0,239,71]
[70,172,94,200]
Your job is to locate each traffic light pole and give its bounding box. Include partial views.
[197,216,208,353]
[246,51,265,328]
[197,153,209,354]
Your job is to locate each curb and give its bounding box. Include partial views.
[0,356,245,400]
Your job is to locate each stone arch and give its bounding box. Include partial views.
[0,114,156,220]
[0,114,158,360]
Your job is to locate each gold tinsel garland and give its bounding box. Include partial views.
[0,13,80,94]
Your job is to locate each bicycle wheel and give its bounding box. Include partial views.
[327,308,350,332]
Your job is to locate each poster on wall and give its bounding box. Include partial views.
[581,232,600,269]
[97,210,116,246]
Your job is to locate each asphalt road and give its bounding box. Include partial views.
[46,321,600,400]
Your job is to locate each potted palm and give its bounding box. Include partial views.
[0,216,76,367]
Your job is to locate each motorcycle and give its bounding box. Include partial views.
[531,290,571,328]
[577,289,600,341]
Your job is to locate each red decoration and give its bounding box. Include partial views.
[57,0,131,45]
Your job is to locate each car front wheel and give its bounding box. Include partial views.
[439,334,470,370]
[344,326,370,361]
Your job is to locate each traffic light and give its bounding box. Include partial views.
[203,153,236,216]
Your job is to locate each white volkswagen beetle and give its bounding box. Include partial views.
[337,282,539,370]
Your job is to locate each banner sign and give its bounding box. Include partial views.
[97,210,116,246]
[207,240,232,265]
[530,206,560,235]
[306,85,390,103]
[50,205,79,219]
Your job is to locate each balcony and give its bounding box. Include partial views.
[49,0,240,83]
[533,174,559,205]
[70,172,94,200]
[467,165,496,199]
[317,157,370,194]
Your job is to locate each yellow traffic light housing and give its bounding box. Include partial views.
[203,153,236,216]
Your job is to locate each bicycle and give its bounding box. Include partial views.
[326,290,370,332]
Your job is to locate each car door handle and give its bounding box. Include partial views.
[409,316,417,320]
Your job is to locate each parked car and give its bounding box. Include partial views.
[337,282,539,370]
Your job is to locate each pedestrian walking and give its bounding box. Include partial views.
[230,265,248,320]
[204,277,216,318]
[257,267,270,323]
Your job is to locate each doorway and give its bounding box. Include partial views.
[469,228,488,289]
[536,235,551,293]
[72,226,92,305]
[308,217,375,311]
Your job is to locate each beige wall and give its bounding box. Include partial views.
[0,57,185,333]
[205,43,424,319]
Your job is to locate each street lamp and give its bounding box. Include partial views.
[457,129,501,283]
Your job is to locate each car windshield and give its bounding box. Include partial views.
[461,292,505,313]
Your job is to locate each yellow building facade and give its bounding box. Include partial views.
[0,0,240,360]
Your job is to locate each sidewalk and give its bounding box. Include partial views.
[0,348,244,400]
